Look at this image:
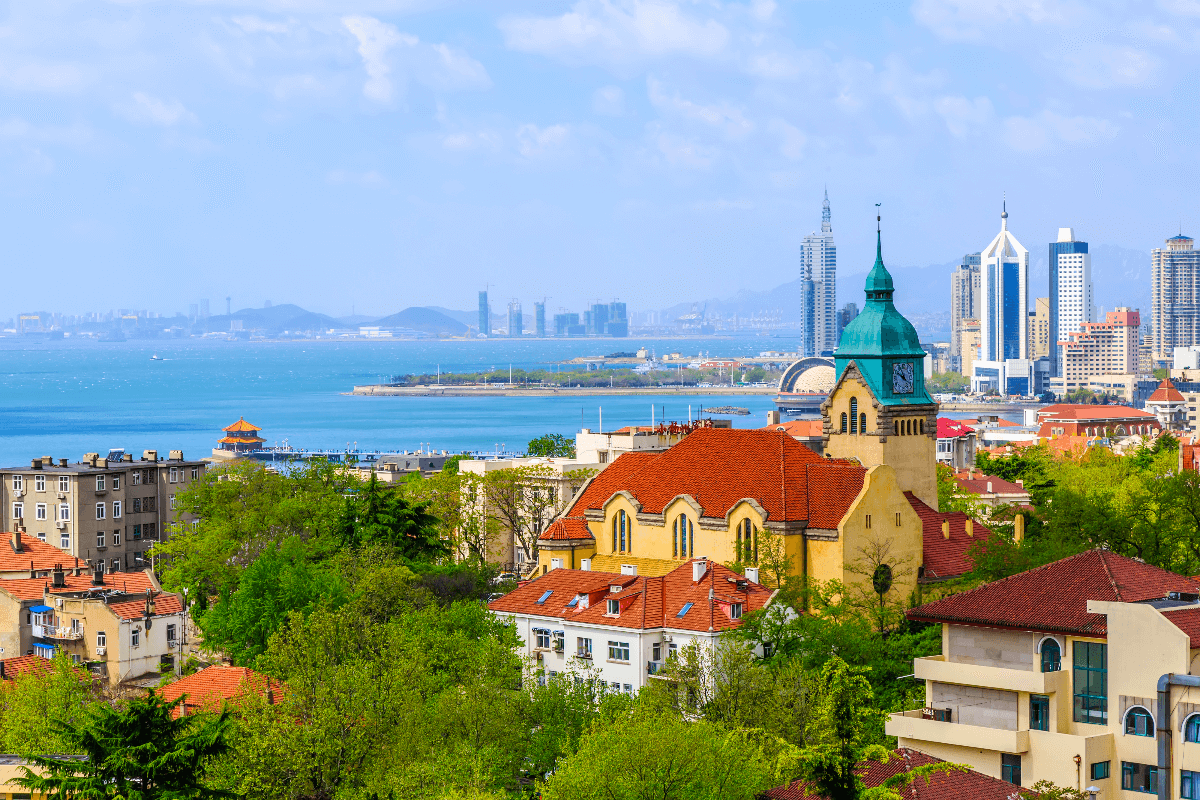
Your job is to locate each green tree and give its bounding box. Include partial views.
[0,655,96,755]
[18,690,233,799]
[526,433,576,458]
[339,473,446,561]
[935,463,981,516]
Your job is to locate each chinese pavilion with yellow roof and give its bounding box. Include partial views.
[216,417,265,456]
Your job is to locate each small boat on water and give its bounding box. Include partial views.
[150,353,162,361]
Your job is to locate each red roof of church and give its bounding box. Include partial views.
[1148,378,1186,403]
[904,492,989,581]
[222,417,262,433]
[764,419,824,437]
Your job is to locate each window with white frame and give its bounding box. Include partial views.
[12,475,22,491]
[608,641,630,662]
[96,631,106,649]
[95,503,105,520]
[131,628,140,648]
[113,501,121,518]
[607,598,620,615]
[58,503,70,521]
[110,559,119,573]
[112,475,120,490]
[96,532,105,548]
[132,471,141,486]
[60,533,69,549]
[35,503,46,521]
[58,475,69,492]
[166,624,177,645]
[191,467,199,480]
[170,495,176,510]
[34,475,45,492]
[36,532,44,541]
[113,530,120,546]
[169,467,178,483]
[535,629,551,649]
[11,502,22,519]
[96,476,105,491]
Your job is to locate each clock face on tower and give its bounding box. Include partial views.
[892,362,914,394]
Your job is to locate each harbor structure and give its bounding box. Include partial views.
[1049,227,1092,376]
[215,418,266,457]
[1152,233,1200,365]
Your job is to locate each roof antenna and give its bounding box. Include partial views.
[875,202,881,232]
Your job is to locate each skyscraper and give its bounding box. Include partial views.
[478,291,490,337]
[534,302,546,338]
[1049,228,1092,376]
[979,204,1028,363]
[1152,234,1200,364]
[507,301,523,338]
[800,190,837,355]
[950,253,981,373]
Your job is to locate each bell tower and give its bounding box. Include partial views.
[822,221,939,510]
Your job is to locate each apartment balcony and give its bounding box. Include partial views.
[33,624,83,641]
[887,709,1029,753]
[914,655,1068,695]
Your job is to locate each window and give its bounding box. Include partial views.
[132,524,141,540]
[1073,641,1107,724]
[131,628,140,648]
[1001,754,1021,786]
[60,534,69,549]
[96,631,106,648]
[58,475,69,492]
[132,471,141,486]
[1030,695,1049,731]
[1040,638,1061,672]
[96,476,105,491]
[110,558,119,573]
[677,602,693,617]
[166,624,177,645]
[95,503,105,520]
[1186,715,1200,743]
[623,684,633,694]
[608,641,630,662]
[577,637,592,658]
[1122,762,1158,794]
[534,629,551,649]
[11,502,22,519]
[96,561,104,574]
[36,532,44,541]
[113,475,120,490]
[1091,761,1110,781]
[35,503,46,521]
[552,631,564,651]
[113,500,122,518]
[850,398,858,433]
[673,516,679,557]
[840,413,847,433]
[895,512,901,527]
[11,475,22,491]
[652,642,661,661]
[191,467,199,480]
[170,495,176,510]
[607,599,620,615]
[860,413,866,433]
[145,522,156,538]
[728,603,743,619]
[132,497,141,513]
[34,475,44,492]
[113,530,120,546]
[535,590,552,605]
[96,532,105,548]
[1184,769,1200,799]
[169,467,178,483]
[865,514,871,529]
[59,503,69,521]
[1125,707,1154,737]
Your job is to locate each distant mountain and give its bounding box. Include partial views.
[372,307,468,336]
[202,304,340,334]
[425,306,478,328]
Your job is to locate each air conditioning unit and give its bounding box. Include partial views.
[15,490,24,498]
[662,634,673,643]
[56,521,66,530]
[57,492,66,499]
[54,598,63,607]
[95,646,106,656]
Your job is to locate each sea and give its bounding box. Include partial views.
[0,337,801,466]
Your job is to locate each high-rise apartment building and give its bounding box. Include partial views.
[979,205,1028,363]
[950,253,981,372]
[589,303,609,335]
[534,302,546,338]
[607,302,628,337]
[836,303,858,346]
[199,299,210,319]
[507,301,523,338]
[960,320,981,380]
[1152,234,1200,364]
[1049,228,1092,376]
[1027,297,1050,360]
[1059,308,1141,394]
[478,291,490,337]
[800,191,837,355]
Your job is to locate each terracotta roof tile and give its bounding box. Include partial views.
[222,417,262,432]
[0,570,157,601]
[953,471,1028,497]
[0,655,55,682]
[764,419,824,437]
[107,593,183,620]
[904,492,989,581]
[541,518,594,541]
[762,748,1028,800]
[908,550,1200,636]
[1162,606,1200,647]
[1149,379,1186,403]
[159,665,285,717]
[0,536,75,574]
[1037,403,1155,421]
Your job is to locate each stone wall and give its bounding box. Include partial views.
[947,624,1033,670]
[931,681,1018,730]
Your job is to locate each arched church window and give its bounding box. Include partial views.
[860,413,867,434]
[840,413,847,433]
[850,398,858,433]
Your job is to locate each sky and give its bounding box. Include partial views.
[0,0,1196,320]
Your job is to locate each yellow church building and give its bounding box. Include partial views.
[538,231,984,597]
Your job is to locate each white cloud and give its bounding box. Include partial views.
[0,117,92,146]
[500,0,729,69]
[343,16,415,103]
[934,95,994,137]
[517,123,571,158]
[912,0,1070,41]
[427,43,491,91]
[116,92,197,127]
[748,0,777,22]
[1002,110,1118,151]
[593,85,625,115]
[1060,45,1160,89]
[647,77,753,139]
[441,130,502,152]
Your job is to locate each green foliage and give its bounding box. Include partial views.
[926,371,968,392]
[935,463,981,516]
[0,655,97,755]
[338,473,446,561]
[540,703,797,800]
[526,433,576,458]
[18,690,233,799]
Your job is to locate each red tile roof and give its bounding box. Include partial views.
[1149,379,1186,403]
[953,470,1027,497]
[0,570,157,601]
[108,592,184,621]
[0,655,55,682]
[904,492,989,581]
[541,518,593,541]
[548,428,863,528]
[538,452,660,542]
[936,418,975,439]
[0,535,75,574]
[764,419,824,437]
[159,665,284,717]
[223,417,262,432]
[762,748,1028,800]
[489,559,773,633]
[908,550,1200,636]
[1162,606,1200,647]
[1037,403,1155,421]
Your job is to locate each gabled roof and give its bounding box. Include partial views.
[0,655,55,682]
[1161,606,1200,648]
[159,665,284,717]
[0,536,74,574]
[108,592,184,621]
[764,419,824,437]
[0,570,157,601]
[540,518,593,541]
[904,493,989,582]
[1148,378,1186,403]
[488,559,773,634]
[538,452,660,542]
[908,550,1200,637]
[1037,403,1155,421]
[762,748,1028,800]
[549,428,864,527]
[222,417,262,433]
[935,418,975,439]
[953,470,1027,497]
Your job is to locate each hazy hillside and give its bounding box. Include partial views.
[372,307,468,336]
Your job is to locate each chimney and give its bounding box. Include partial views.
[123,454,132,463]
[30,458,41,470]
[178,700,187,718]
[52,563,65,588]
[693,558,708,583]
[73,557,81,577]
[1016,479,1024,488]
[169,450,183,461]
[744,566,760,584]
[266,684,275,705]
[92,566,104,586]
[941,520,950,540]
[580,558,591,571]
[986,481,993,494]
[59,458,67,468]
[10,529,21,553]
[966,519,974,537]
[143,450,157,462]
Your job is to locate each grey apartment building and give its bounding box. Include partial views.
[0,449,206,573]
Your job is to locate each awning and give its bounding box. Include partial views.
[29,605,51,613]
[31,643,55,652]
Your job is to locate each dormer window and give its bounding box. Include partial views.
[729,603,743,619]
[607,599,619,615]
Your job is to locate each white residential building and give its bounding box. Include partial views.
[801,191,837,355]
[1049,227,1093,377]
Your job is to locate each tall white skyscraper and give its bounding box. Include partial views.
[800,190,837,355]
[1152,234,1200,364]
[1049,227,1092,377]
[980,204,1029,363]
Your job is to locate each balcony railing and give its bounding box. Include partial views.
[575,650,592,660]
[647,660,664,675]
[886,709,1030,753]
[33,624,83,641]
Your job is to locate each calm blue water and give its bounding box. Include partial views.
[0,337,800,465]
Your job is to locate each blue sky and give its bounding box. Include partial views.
[0,0,1193,319]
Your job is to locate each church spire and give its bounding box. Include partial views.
[821,188,831,233]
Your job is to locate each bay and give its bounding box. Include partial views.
[0,337,800,466]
